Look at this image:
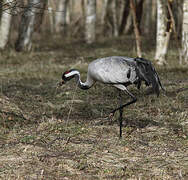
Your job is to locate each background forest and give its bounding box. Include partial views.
[0,0,188,65]
[0,0,188,179]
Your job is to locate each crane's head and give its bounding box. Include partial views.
[59,69,79,86]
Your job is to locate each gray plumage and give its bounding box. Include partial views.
[61,56,164,138]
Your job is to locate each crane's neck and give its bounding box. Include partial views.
[73,70,92,90]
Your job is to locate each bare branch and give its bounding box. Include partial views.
[0,0,65,16]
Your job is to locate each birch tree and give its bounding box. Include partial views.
[119,0,130,35]
[85,0,96,44]
[100,0,114,35]
[15,0,42,51]
[55,0,69,33]
[101,0,109,28]
[0,0,12,49]
[81,0,86,22]
[48,0,54,33]
[176,1,183,36]
[69,0,76,21]
[130,0,142,57]
[144,0,152,34]
[180,0,188,64]
[155,0,169,65]
[111,0,119,37]
[124,12,132,34]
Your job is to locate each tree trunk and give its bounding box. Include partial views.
[85,0,96,44]
[0,0,12,49]
[101,0,114,36]
[144,0,152,34]
[124,12,132,34]
[48,0,54,33]
[119,0,130,35]
[152,0,157,26]
[124,0,144,35]
[35,0,48,32]
[55,0,69,33]
[130,0,142,57]
[155,0,169,65]
[101,0,109,27]
[111,0,119,37]
[116,0,124,27]
[180,0,188,64]
[69,0,75,22]
[176,1,183,36]
[136,0,144,33]
[66,1,70,25]
[15,0,41,52]
[81,0,86,21]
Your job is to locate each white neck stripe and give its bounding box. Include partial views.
[65,70,79,78]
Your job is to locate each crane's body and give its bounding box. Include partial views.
[87,56,137,86]
[60,56,164,138]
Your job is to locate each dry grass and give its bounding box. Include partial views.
[0,35,187,179]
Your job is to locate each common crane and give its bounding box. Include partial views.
[60,56,164,138]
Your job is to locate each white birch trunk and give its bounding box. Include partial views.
[0,0,12,49]
[111,0,119,37]
[117,0,124,28]
[48,0,54,33]
[180,0,188,65]
[66,1,70,25]
[155,0,168,65]
[55,0,68,33]
[124,12,132,34]
[69,0,75,22]
[85,0,96,44]
[101,0,109,26]
[81,0,86,20]
[15,0,41,51]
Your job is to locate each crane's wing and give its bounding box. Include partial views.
[88,56,138,85]
[134,57,164,96]
[88,56,164,96]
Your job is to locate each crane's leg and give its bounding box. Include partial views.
[109,86,137,138]
[110,88,137,117]
[118,91,123,138]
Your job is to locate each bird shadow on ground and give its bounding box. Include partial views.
[94,116,162,129]
[125,118,161,129]
[164,87,188,97]
[144,83,188,97]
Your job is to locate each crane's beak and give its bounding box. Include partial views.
[58,80,65,86]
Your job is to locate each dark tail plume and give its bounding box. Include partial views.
[135,57,164,96]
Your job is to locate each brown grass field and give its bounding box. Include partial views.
[0,34,187,179]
